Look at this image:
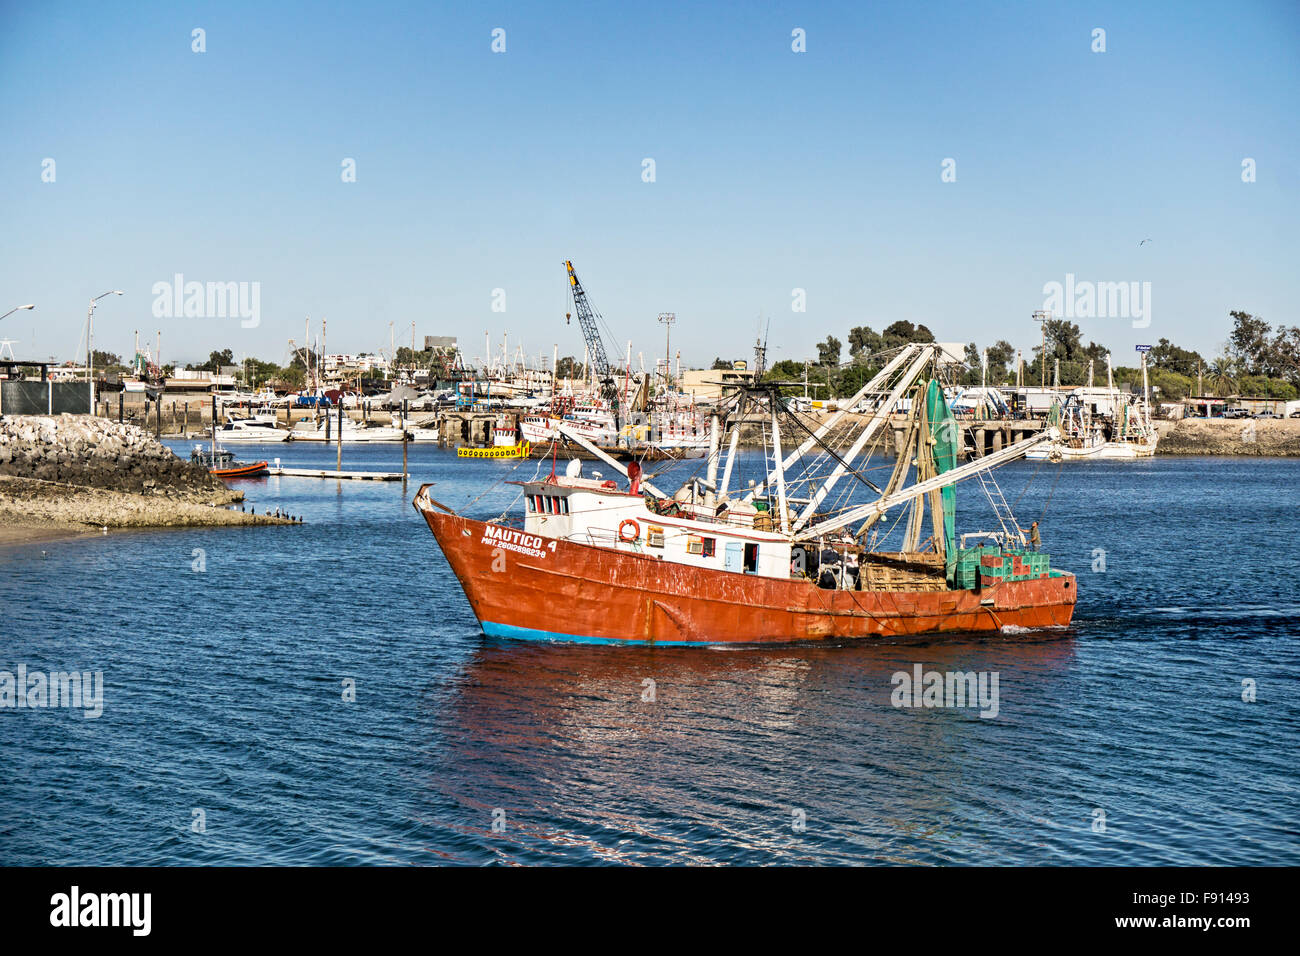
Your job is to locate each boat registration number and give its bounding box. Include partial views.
[481,524,553,559]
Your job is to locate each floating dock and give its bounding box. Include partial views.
[457,442,531,459]
[267,466,404,481]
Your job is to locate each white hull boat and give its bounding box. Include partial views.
[1025,436,1157,460]
[288,420,408,442]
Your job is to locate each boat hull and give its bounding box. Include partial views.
[418,509,1076,644]
[210,460,270,478]
[1026,439,1157,460]
[209,430,290,443]
[289,429,406,442]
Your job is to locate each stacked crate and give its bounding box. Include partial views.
[954,546,1052,590]
[954,545,998,590]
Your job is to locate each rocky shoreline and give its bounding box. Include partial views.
[1155,418,1300,456]
[0,414,294,546]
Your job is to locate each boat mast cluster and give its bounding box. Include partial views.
[556,341,1059,551]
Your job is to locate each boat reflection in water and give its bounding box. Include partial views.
[417,635,1078,865]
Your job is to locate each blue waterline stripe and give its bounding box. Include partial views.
[480,620,718,646]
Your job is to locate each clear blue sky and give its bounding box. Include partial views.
[1,0,1296,370]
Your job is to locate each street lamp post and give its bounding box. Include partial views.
[0,304,36,324]
[87,291,124,414]
[1031,310,1051,390]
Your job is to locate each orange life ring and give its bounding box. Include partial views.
[618,519,640,542]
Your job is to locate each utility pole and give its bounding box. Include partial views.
[1031,310,1050,390]
[86,290,123,414]
[657,313,676,386]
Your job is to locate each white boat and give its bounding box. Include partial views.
[390,412,441,443]
[210,411,290,443]
[1025,391,1158,460]
[1025,353,1159,461]
[520,408,619,446]
[1024,428,1157,460]
[288,418,407,442]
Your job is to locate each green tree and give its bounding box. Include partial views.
[988,340,1015,370]
[277,363,305,389]
[881,321,934,349]
[90,350,122,368]
[1271,325,1300,386]
[816,336,842,367]
[239,357,281,387]
[1207,357,1237,397]
[847,326,883,359]
[1149,337,1205,377]
[191,348,234,373]
[555,355,586,380]
[1228,310,1273,375]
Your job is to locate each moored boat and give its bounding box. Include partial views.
[1026,353,1159,461]
[191,446,269,478]
[458,416,531,458]
[288,417,406,442]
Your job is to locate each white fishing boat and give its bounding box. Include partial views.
[520,407,619,446]
[1026,353,1158,461]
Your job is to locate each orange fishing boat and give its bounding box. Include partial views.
[191,446,269,479]
[414,341,1077,645]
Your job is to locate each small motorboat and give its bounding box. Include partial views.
[192,446,270,478]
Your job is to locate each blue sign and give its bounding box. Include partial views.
[1135,344,1152,352]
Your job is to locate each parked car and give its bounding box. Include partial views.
[1254,412,1282,419]
[1223,408,1250,419]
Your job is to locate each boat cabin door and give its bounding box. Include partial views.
[724,542,744,574]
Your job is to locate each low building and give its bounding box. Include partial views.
[1235,395,1288,415]
[679,367,757,401]
[167,368,236,390]
[1183,395,1229,418]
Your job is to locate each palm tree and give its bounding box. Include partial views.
[1208,357,1237,397]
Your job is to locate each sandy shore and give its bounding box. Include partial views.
[0,474,295,550]
[0,519,99,549]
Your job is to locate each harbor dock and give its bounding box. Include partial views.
[268,465,404,481]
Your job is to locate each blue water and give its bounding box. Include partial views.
[1,443,1297,865]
